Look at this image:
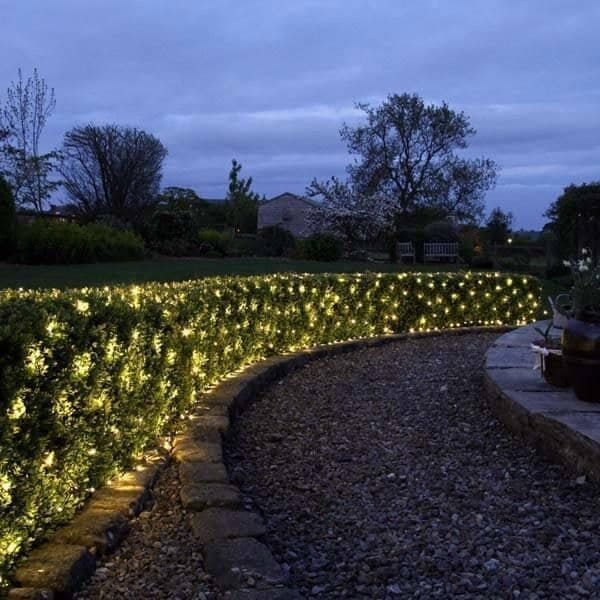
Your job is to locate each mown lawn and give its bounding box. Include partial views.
[0,256,466,290]
[0,256,566,320]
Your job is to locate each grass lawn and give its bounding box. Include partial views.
[0,256,567,321]
[0,256,469,291]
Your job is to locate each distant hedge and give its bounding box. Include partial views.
[0,271,540,585]
[16,221,145,264]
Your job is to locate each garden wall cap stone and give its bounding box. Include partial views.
[51,508,129,556]
[180,483,241,511]
[85,485,148,516]
[193,403,230,417]
[14,544,95,595]
[179,461,228,485]
[173,440,223,463]
[486,345,536,369]
[8,588,54,600]
[190,414,230,434]
[203,537,286,590]
[486,322,600,483]
[190,508,266,544]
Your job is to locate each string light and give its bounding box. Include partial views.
[0,270,540,581]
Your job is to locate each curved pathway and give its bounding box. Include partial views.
[226,333,600,599]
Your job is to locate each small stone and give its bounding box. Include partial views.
[576,475,587,485]
[387,583,401,594]
[484,558,500,572]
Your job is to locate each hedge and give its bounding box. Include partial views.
[0,271,540,585]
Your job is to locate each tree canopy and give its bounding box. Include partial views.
[485,206,513,245]
[225,159,262,233]
[59,123,167,225]
[545,182,600,262]
[308,93,497,240]
[0,68,60,212]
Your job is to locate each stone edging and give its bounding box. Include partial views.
[484,322,600,482]
[9,325,510,600]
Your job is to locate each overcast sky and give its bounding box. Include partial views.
[2,0,599,229]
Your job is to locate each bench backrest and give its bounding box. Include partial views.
[424,242,458,256]
[396,242,414,255]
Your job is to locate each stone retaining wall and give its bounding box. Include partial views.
[485,323,600,481]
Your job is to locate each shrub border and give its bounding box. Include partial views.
[9,325,511,599]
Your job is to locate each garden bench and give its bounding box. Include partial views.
[424,242,459,263]
[396,242,416,264]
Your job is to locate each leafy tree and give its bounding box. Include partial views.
[0,68,60,212]
[151,187,210,241]
[0,175,17,257]
[225,159,262,233]
[485,207,513,245]
[59,124,167,226]
[309,93,497,234]
[545,182,600,261]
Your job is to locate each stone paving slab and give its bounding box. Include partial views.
[179,461,228,485]
[485,322,600,482]
[203,537,286,590]
[172,439,223,463]
[51,508,129,556]
[485,344,537,369]
[190,508,266,544]
[8,589,54,600]
[14,544,95,596]
[180,483,241,510]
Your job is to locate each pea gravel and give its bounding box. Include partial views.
[74,462,219,600]
[225,333,600,599]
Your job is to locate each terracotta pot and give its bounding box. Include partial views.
[562,317,600,402]
[541,351,569,387]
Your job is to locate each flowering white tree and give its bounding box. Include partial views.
[306,176,389,246]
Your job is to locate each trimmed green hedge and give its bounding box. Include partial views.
[0,271,540,585]
[16,221,145,264]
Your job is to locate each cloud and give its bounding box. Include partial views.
[1,0,599,227]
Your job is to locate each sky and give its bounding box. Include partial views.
[1,0,599,230]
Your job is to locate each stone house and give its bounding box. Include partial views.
[257,192,319,238]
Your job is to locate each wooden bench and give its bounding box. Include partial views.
[424,242,459,263]
[396,242,415,264]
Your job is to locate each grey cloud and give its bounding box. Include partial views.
[1,0,599,227]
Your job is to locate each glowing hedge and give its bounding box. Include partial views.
[0,271,540,584]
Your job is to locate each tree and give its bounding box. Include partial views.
[309,93,497,235]
[306,177,386,245]
[59,124,167,225]
[0,68,60,212]
[485,207,513,245]
[0,175,17,258]
[225,159,262,233]
[545,183,600,263]
[150,187,210,241]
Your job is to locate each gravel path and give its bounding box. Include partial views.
[75,462,219,600]
[225,333,600,599]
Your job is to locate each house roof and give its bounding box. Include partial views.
[260,192,319,207]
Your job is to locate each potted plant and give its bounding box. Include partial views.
[531,320,569,387]
[561,249,600,401]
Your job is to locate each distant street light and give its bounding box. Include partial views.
[507,237,513,245]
